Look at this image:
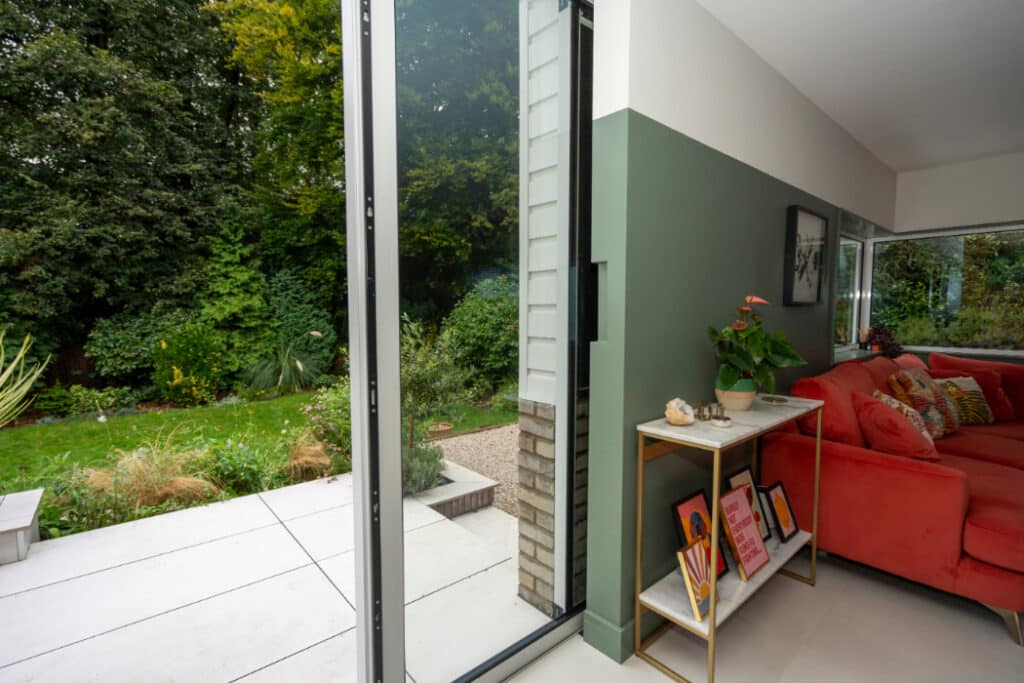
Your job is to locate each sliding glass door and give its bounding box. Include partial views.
[345,1,593,679]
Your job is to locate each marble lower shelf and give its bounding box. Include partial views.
[639,530,812,638]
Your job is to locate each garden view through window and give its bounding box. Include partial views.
[870,227,1024,350]
[834,238,861,346]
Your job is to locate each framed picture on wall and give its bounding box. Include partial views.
[784,205,829,305]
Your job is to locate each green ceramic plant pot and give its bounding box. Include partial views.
[714,377,757,411]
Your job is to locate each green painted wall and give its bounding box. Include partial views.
[583,109,840,662]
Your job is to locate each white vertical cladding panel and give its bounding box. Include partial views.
[519,0,566,407]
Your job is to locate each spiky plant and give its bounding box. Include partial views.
[0,333,49,429]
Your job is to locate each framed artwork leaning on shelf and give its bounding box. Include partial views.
[761,481,799,542]
[720,486,770,580]
[677,539,720,621]
[670,489,728,578]
[727,466,771,541]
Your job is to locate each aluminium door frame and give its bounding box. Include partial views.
[342,1,405,682]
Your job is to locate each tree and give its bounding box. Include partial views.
[0,0,257,357]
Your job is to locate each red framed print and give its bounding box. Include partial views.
[677,539,719,621]
[720,486,770,580]
[671,490,728,578]
[727,466,771,541]
[761,481,799,542]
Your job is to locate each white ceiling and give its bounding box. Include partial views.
[696,0,1024,171]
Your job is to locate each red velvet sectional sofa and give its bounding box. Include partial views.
[760,352,1024,644]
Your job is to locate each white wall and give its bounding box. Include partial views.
[594,0,897,229]
[895,151,1024,231]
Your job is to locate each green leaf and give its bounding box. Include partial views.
[722,349,754,371]
[717,364,741,389]
[753,364,776,393]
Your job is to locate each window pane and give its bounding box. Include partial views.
[835,241,860,345]
[871,228,1024,349]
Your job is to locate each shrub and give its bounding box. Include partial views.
[86,308,194,384]
[442,275,518,392]
[490,378,518,412]
[402,442,444,495]
[246,341,324,394]
[400,315,468,447]
[68,385,139,415]
[0,332,49,428]
[153,322,225,406]
[268,270,338,371]
[206,438,287,495]
[302,379,352,473]
[34,383,75,417]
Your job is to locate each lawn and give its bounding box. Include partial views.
[0,394,517,490]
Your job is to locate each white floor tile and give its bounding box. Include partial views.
[236,629,357,683]
[0,495,277,596]
[450,506,519,558]
[0,525,310,668]
[319,514,512,607]
[0,565,353,683]
[259,475,353,521]
[404,560,549,682]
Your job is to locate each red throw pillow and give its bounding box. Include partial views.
[791,376,864,447]
[852,391,940,460]
[927,368,1015,422]
[929,352,1024,419]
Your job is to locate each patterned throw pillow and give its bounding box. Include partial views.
[873,390,934,444]
[931,379,960,433]
[888,369,947,439]
[941,377,995,426]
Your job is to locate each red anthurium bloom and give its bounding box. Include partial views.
[745,295,770,305]
[732,321,749,331]
[737,305,752,313]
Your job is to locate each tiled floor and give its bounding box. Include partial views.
[0,476,547,682]
[513,553,1023,683]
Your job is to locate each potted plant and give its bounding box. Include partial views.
[708,296,806,410]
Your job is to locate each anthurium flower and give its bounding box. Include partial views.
[732,321,749,331]
[737,305,752,313]
[745,295,770,305]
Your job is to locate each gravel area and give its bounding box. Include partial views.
[436,423,519,516]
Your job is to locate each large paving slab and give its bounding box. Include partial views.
[0,566,354,683]
[0,495,278,597]
[0,525,309,668]
[258,475,353,521]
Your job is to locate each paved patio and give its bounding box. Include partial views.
[0,475,547,682]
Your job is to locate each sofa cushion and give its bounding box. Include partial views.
[959,420,1024,442]
[889,369,949,439]
[824,361,878,395]
[853,392,939,460]
[928,368,1015,422]
[872,390,935,446]
[791,377,864,447]
[862,356,899,394]
[894,353,927,370]
[930,352,1024,418]
[939,452,1024,506]
[938,377,994,426]
[936,431,1024,471]
[963,502,1024,573]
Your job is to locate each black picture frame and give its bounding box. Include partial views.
[759,481,799,543]
[670,488,729,578]
[726,466,772,542]
[783,205,829,306]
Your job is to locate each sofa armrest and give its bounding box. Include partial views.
[761,431,968,589]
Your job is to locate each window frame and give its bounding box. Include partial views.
[833,237,863,352]
[862,222,1024,357]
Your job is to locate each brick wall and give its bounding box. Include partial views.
[518,399,557,616]
[572,390,589,607]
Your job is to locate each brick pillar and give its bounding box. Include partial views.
[517,398,557,616]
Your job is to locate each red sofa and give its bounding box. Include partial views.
[761,353,1024,644]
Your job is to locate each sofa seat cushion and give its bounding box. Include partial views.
[939,453,1024,506]
[959,420,1024,442]
[963,502,1024,573]
[936,431,1024,471]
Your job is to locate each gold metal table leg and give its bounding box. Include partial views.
[780,406,822,586]
[634,433,645,655]
[706,448,722,683]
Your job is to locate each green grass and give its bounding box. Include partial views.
[0,393,517,490]
[0,393,309,487]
